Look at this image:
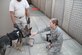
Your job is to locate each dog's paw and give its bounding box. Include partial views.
[16,47,22,52]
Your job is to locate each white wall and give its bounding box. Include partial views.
[0,0,13,36]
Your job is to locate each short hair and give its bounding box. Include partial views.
[50,18,58,25]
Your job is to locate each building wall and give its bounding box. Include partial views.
[31,0,82,45]
[0,0,13,36]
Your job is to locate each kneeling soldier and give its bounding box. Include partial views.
[32,18,63,55]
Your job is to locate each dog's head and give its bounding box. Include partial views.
[22,25,32,37]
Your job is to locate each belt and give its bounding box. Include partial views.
[15,16,24,19]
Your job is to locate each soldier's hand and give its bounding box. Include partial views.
[13,23,19,29]
[31,32,37,36]
[46,42,52,49]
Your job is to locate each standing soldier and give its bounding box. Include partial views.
[9,0,32,47]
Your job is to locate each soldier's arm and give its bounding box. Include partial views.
[25,0,30,18]
[25,0,30,23]
[10,11,16,24]
[25,8,30,18]
[9,0,16,24]
[37,27,50,34]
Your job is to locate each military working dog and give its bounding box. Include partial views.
[0,25,32,55]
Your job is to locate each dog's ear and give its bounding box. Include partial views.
[29,27,32,30]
